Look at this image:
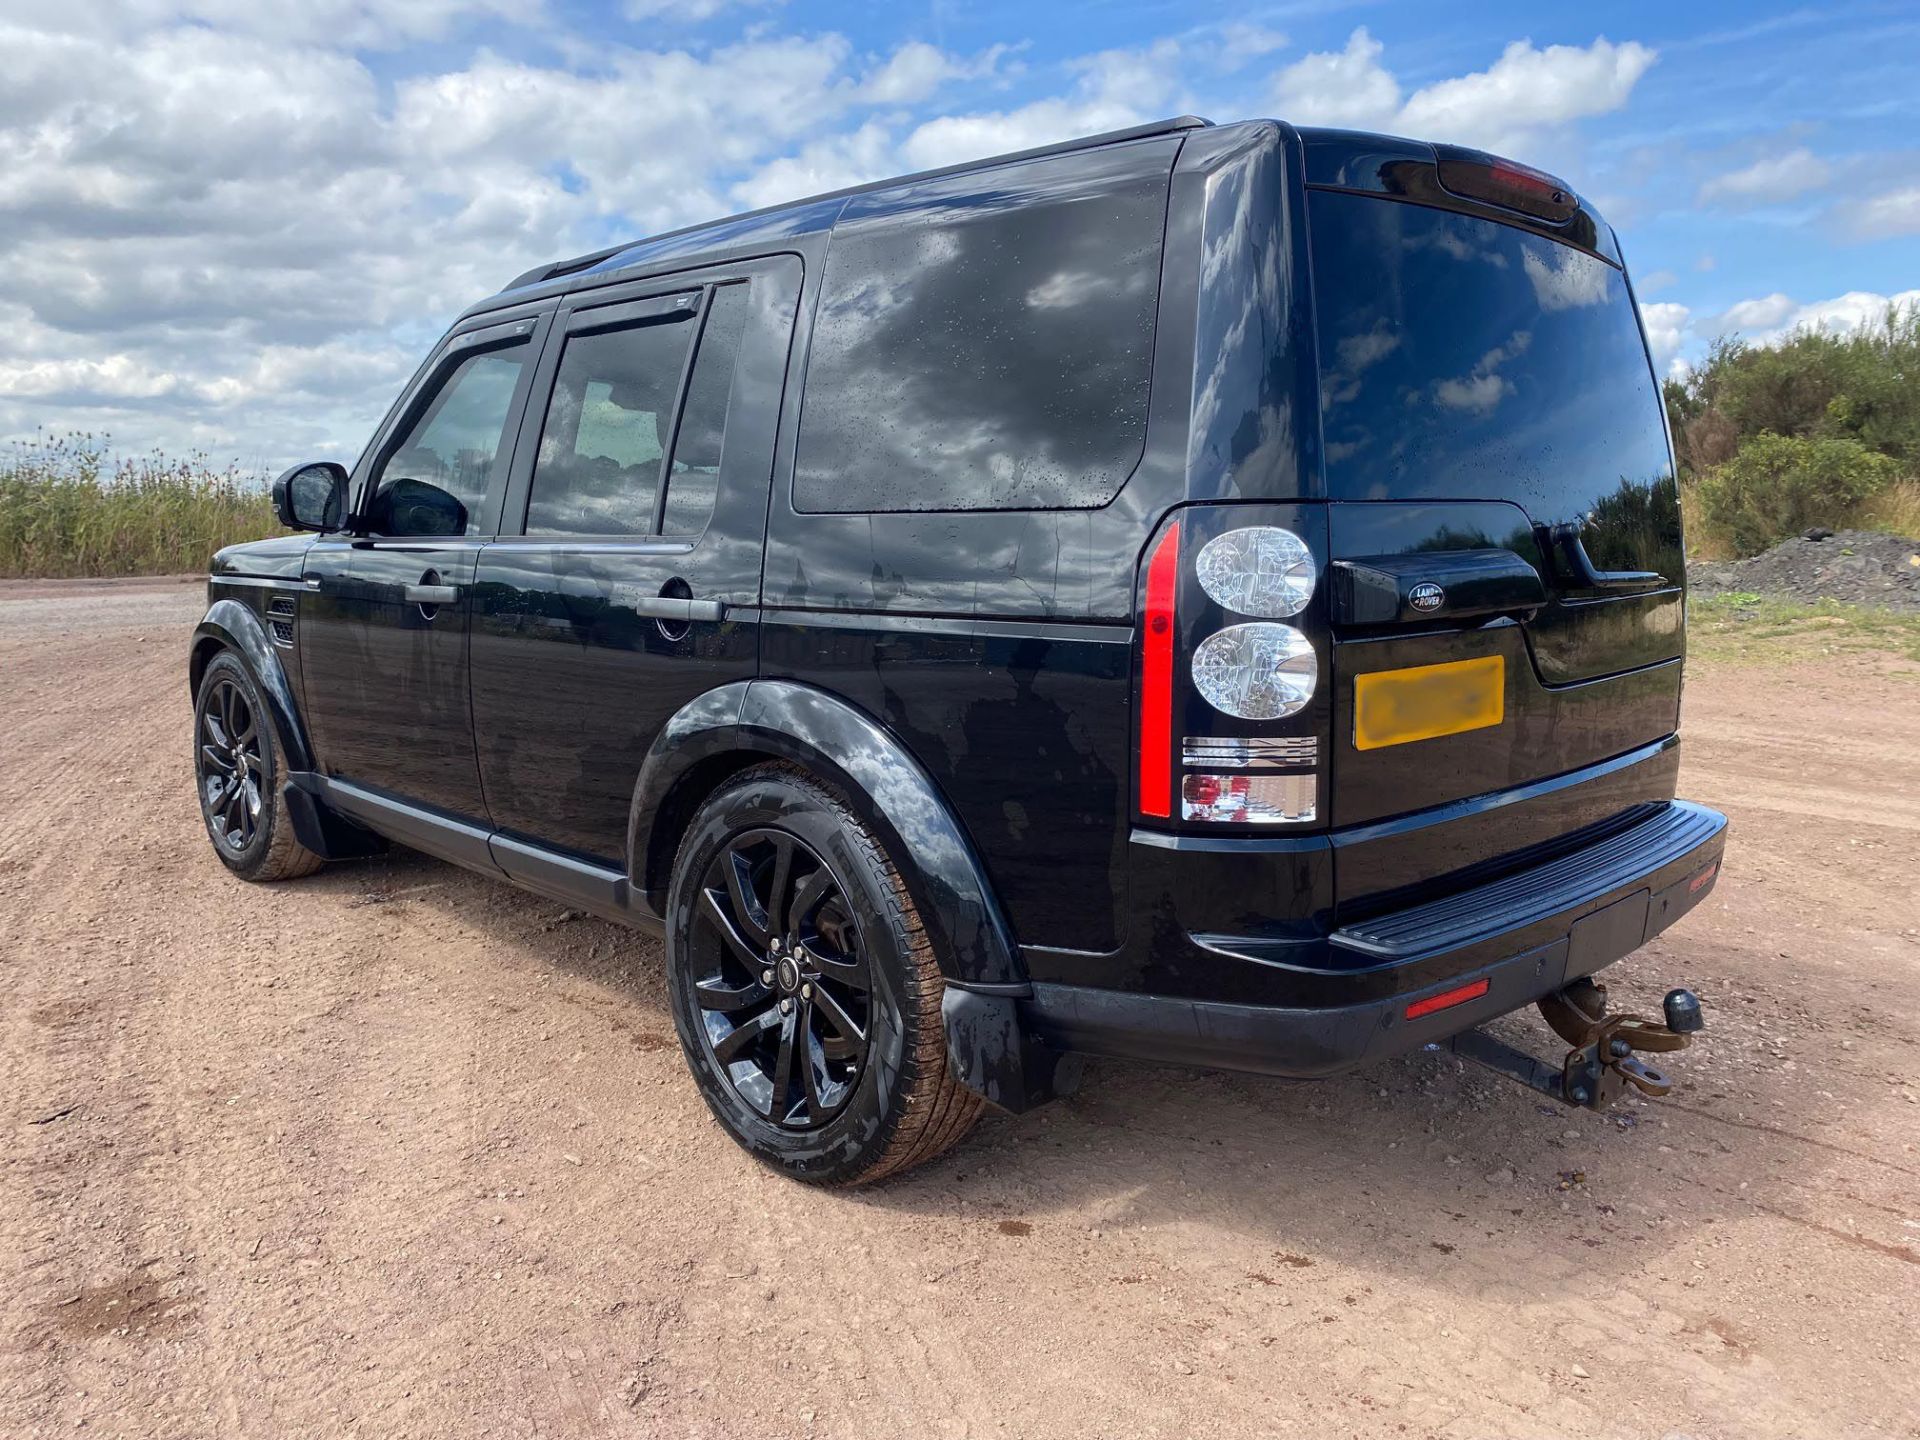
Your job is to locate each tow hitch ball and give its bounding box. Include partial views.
[1448,979,1706,1111]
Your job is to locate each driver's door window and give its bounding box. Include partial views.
[366,348,526,536]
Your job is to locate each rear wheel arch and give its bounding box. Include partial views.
[629,680,1027,992]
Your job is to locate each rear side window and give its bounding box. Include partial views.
[795,142,1174,514]
[526,310,695,535]
[662,282,751,535]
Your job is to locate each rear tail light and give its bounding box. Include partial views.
[1195,526,1316,617]
[1137,514,1322,827]
[1181,771,1315,824]
[1137,522,1181,819]
[1191,622,1317,720]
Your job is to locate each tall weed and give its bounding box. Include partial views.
[0,433,281,578]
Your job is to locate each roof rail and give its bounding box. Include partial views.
[499,114,1214,295]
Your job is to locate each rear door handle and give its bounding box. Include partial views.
[1546,524,1665,592]
[405,583,461,605]
[630,596,725,622]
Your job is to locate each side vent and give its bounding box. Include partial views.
[267,594,297,649]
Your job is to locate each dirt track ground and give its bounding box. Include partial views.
[1,576,1916,1439]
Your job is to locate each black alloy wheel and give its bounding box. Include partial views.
[191,650,324,882]
[688,828,873,1129]
[666,764,982,1184]
[197,674,265,853]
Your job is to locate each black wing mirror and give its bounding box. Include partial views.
[271,462,348,533]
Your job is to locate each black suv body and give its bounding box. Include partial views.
[191,117,1727,1182]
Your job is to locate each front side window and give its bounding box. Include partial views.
[526,312,695,536]
[368,346,525,536]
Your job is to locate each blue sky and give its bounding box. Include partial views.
[1,0,1915,466]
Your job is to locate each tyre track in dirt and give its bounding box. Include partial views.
[1,581,1916,1438]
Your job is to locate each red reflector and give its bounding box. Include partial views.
[1689,860,1718,894]
[1138,522,1181,818]
[1405,977,1490,1022]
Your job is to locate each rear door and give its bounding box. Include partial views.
[299,310,547,827]
[1307,182,1684,834]
[469,256,801,866]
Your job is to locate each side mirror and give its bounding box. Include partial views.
[271,462,348,533]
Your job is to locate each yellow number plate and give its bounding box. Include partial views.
[1353,654,1505,751]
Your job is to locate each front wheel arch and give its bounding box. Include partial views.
[189,600,314,774]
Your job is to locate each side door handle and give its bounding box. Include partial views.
[630,596,725,623]
[405,583,461,605]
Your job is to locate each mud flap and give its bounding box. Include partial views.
[941,987,1081,1114]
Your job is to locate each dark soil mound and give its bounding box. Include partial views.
[1689,530,1920,612]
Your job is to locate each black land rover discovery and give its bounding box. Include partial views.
[190,117,1727,1184]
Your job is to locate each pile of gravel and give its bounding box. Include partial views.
[1688,529,1920,612]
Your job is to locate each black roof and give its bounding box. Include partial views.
[500,114,1213,295]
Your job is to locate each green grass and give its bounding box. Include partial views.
[0,434,282,579]
[1689,592,1920,666]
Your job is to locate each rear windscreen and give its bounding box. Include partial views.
[1309,190,1679,573]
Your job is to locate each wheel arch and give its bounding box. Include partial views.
[628,679,1028,992]
[189,599,316,774]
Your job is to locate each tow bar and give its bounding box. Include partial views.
[1447,978,1705,1111]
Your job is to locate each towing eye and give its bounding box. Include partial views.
[1448,978,1705,1111]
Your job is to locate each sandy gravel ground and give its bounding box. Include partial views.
[1,577,1915,1440]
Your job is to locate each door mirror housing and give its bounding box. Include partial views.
[272,462,348,533]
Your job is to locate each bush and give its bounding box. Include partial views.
[1693,433,1901,556]
[0,432,281,578]
[1667,305,1920,475]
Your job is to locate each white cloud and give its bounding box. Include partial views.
[730,122,895,211]
[898,40,1181,172]
[1273,29,1656,160]
[1399,37,1656,154]
[1216,23,1287,71]
[1709,288,1920,347]
[1698,147,1830,207]
[859,41,1010,105]
[0,10,1678,466]
[1836,184,1920,241]
[1271,27,1401,130]
[1637,300,1690,374]
[622,0,779,21]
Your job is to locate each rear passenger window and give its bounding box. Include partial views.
[662,283,750,535]
[526,310,695,535]
[795,144,1173,514]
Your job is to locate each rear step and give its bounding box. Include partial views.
[1333,801,1724,963]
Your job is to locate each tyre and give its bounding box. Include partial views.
[665,764,983,1185]
[192,650,325,882]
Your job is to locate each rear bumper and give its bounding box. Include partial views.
[1020,799,1727,1079]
